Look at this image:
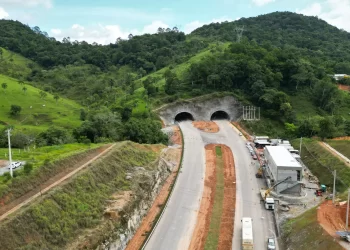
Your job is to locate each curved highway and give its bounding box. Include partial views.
[144,120,277,250]
[144,121,206,250]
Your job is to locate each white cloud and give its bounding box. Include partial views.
[0,7,9,19]
[142,20,168,34]
[252,0,275,6]
[297,0,350,32]
[50,29,61,35]
[0,0,52,8]
[184,16,233,34]
[50,20,170,45]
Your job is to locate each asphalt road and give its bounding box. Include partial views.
[144,121,206,250]
[214,120,277,250]
[145,120,277,250]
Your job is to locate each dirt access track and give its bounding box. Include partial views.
[192,121,219,133]
[189,144,236,250]
[319,142,350,167]
[0,144,115,222]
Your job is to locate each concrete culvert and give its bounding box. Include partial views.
[174,112,195,122]
[211,111,230,120]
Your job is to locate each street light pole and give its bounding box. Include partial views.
[346,188,350,232]
[299,137,302,156]
[7,129,13,178]
[333,170,336,204]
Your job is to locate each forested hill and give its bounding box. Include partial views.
[0,20,206,71]
[191,11,350,64]
[1,12,350,73]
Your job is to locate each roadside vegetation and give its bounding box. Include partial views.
[282,207,343,250]
[0,142,161,250]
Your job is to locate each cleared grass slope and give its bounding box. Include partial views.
[0,47,38,79]
[327,140,350,159]
[0,74,82,133]
[291,138,350,193]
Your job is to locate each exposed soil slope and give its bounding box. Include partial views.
[192,121,219,133]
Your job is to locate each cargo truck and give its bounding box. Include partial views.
[242,217,253,249]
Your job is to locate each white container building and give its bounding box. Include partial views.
[264,146,303,194]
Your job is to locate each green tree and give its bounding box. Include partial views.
[54,94,60,103]
[319,117,336,140]
[10,105,22,116]
[1,83,7,93]
[22,86,27,95]
[0,48,3,59]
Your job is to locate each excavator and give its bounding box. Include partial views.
[256,167,263,178]
[260,176,292,210]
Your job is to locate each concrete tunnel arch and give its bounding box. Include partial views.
[210,110,230,120]
[174,112,195,122]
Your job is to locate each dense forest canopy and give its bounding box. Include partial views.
[191,11,350,64]
[1,10,350,146]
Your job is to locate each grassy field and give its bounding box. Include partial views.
[282,207,343,250]
[204,146,224,250]
[0,74,82,133]
[0,47,37,79]
[291,139,350,192]
[0,142,160,250]
[0,143,103,169]
[327,140,350,159]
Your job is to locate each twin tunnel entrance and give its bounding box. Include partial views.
[174,111,230,123]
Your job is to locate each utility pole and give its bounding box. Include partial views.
[7,129,13,178]
[346,188,350,231]
[333,170,336,204]
[235,26,244,43]
[299,137,303,157]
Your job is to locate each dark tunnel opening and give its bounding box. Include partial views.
[174,112,195,122]
[211,111,230,120]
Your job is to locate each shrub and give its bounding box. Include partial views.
[23,163,33,174]
[10,105,22,116]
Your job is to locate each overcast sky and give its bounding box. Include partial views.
[0,0,349,44]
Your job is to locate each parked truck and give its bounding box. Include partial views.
[260,176,292,210]
[242,217,253,249]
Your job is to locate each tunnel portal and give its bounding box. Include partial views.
[210,111,230,120]
[174,112,195,122]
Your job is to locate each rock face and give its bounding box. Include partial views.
[157,96,242,126]
[98,148,174,250]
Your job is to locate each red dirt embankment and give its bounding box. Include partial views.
[332,137,350,141]
[318,200,350,237]
[125,126,182,250]
[189,144,236,250]
[192,121,220,133]
[338,84,350,92]
[231,122,251,140]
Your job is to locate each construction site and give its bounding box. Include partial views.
[245,132,350,249]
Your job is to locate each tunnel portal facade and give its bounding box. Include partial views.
[158,96,242,126]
